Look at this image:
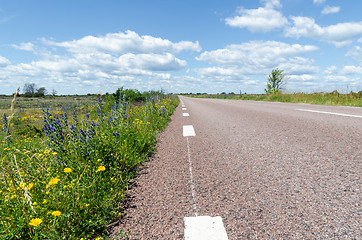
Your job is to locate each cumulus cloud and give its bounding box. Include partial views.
[341,65,362,75]
[345,45,362,63]
[285,17,362,47]
[46,30,201,54]
[321,6,340,15]
[195,41,319,90]
[278,57,320,75]
[324,65,337,74]
[196,40,318,70]
[225,0,288,32]
[0,30,199,94]
[0,56,10,67]
[118,53,187,71]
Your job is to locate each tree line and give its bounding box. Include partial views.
[21,83,56,97]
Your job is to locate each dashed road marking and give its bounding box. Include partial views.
[182,104,186,107]
[296,109,362,118]
[182,108,187,110]
[184,216,229,240]
[183,125,196,137]
[183,113,190,117]
[185,136,198,216]
[183,126,229,239]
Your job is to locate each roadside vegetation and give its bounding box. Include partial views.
[189,91,362,107]
[0,88,179,239]
[188,68,362,107]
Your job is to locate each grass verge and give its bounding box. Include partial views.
[0,91,179,239]
[190,91,362,107]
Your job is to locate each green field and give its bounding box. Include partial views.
[189,91,362,107]
[0,90,179,239]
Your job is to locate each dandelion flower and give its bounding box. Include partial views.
[63,168,72,173]
[47,177,60,188]
[97,166,106,172]
[29,218,42,226]
[27,183,34,190]
[51,211,61,217]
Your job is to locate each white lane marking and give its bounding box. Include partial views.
[183,125,196,137]
[182,104,186,107]
[186,136,198,216]
[184,216,229,240]
[183,113,190,117]
[296,109,362,118]
[182,107,187,110]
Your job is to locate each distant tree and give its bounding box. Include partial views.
[265,68,286,94]
[23,83,37,97]
[35,87,47,97]
[51,89,57,96]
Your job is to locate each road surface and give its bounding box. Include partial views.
[111,96,361,239]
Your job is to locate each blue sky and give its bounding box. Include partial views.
[1,0,362,95]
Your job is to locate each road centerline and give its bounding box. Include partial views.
[185,136,198,217]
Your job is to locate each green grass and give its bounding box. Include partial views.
[0,91,179,239]
[190,91,362,107]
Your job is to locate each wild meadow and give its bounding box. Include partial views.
[190,90,362,107]
[0,89,179,239]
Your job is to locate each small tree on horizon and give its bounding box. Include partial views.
[265,68,286,94]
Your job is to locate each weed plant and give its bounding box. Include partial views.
[0,90,179,239]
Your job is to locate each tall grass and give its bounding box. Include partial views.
[191,91,362,107]
[0,90,179,239]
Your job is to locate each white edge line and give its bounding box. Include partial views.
[296,109,362,118]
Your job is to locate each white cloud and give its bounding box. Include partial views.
[195,41,319,91]
[313,0,326,5]
[118,53,187,71]
[288,74,315,82]
[0,30,199,94]
[0,56,10,67]
[341,65,362,75]
[12,42,35,51]
[322,6,340,15]
[324,65,337,74]
[278,57,320,75]
[346,46,362,63]
[225,0,288,32]
[46,30,201,54]
[285,17,362,47]
[196,40,318,71]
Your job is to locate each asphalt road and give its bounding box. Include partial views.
[111,96,361,239]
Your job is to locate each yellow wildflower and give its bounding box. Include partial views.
[47,177,60,188]
[29,218,42,226]
[51,211,61,217]
[97,166,106,172]
[63,168,72,173]
[27,183,34,190]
